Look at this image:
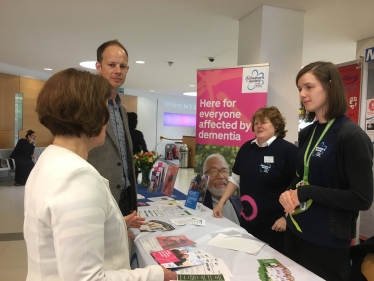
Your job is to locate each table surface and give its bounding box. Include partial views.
[137,184,187,202]
[131,199,324,281]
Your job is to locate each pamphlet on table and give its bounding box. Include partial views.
[161,164,179,197]
[139,220,175,232]
[147,196,175,202]
[184,174,209,211]
[156,200,195,217]
[176,250,232,280]
[151,246,203,269]
[257,259,294,281]
[138,209,165,217]
[138,235,196,253]
[207,232,266,255]
[169,217,206,227]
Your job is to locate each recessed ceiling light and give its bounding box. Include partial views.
[183,92,197,96]
[79,61,96,69]
[44,68,52,71]
[136,61,145,64]
[150,90,155,92]
[189,85,195,87]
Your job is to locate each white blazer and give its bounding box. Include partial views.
[24,145,163,281]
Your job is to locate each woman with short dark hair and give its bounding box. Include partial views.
[280,61,373,281]
[9,129,36,185]
[24,68,176,281]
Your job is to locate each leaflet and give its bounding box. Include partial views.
[148,196,175,202]
[151,246,203,269]
[139,235,196,253]
[207,233,266,255]
[138,209,165,217]
[157,203,195,217]
[139,220,175,232]
[169,217,206,227]
[257,259,294,281]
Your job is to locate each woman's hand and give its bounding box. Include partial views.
[124,211,145,228]
[279,189,300,214]
[213,202,224,218]
[289,189,300,208]
[279,190,295,214]
[31,154,35,159]
[271,216,286,232]
[161,266,177,280]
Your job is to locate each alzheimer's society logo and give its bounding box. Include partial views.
[242,66,269,93]
[245,69,265,90]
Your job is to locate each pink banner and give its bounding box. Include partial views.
[196,67,268,147]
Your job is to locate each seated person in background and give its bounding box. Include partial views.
[202,154,241,225]
[9,129,36,186]
[24,68,175,281]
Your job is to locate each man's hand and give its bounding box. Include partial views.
[161,265,177,281]
[271,216,286,232]
[124,210,145,228]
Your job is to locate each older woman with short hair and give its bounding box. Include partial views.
[24,68,176,281]
[213,106,298,254]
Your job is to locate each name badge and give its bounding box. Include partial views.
[264,156,274,163]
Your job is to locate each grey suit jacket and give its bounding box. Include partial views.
[88,104,137,212]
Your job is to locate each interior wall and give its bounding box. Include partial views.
[19,77,54,147]
[0,73,19,148]
[129,91,197,156]
[120,94,138,113]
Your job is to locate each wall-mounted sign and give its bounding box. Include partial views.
[337,62,361,124]
[365,47,374,62]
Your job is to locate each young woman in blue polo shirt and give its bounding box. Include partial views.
[279,61,373,281]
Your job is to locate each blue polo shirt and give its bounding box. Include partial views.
[233,137,298,227]
[288,116,350,248]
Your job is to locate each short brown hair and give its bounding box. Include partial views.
[296,61,348,122]
[36,68,111,137]
[251,106,287,138]
[97,39,128,63]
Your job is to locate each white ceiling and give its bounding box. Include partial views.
[1,0,374,96]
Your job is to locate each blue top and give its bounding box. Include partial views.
[288,116,350,248]
[232,137,298,227]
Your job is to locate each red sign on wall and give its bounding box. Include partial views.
[337,62,362,124]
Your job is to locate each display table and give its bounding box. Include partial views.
[137,184,187,202]
[130,199,323,281]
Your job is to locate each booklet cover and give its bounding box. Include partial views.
[156,235,196,250]
[257,259,294,281]
[177,274,225,280]
[137,201,150,207]
[161,165,179,197]
[148,170,160,193]
[139,235,196,253]
[139,220,175,232]
[155,161,167,191]
[151,246,203,269]
[185,174,209,211]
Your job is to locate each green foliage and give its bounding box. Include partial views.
[194,144,240,173]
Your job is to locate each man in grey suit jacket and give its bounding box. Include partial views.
[88,40,137,216]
